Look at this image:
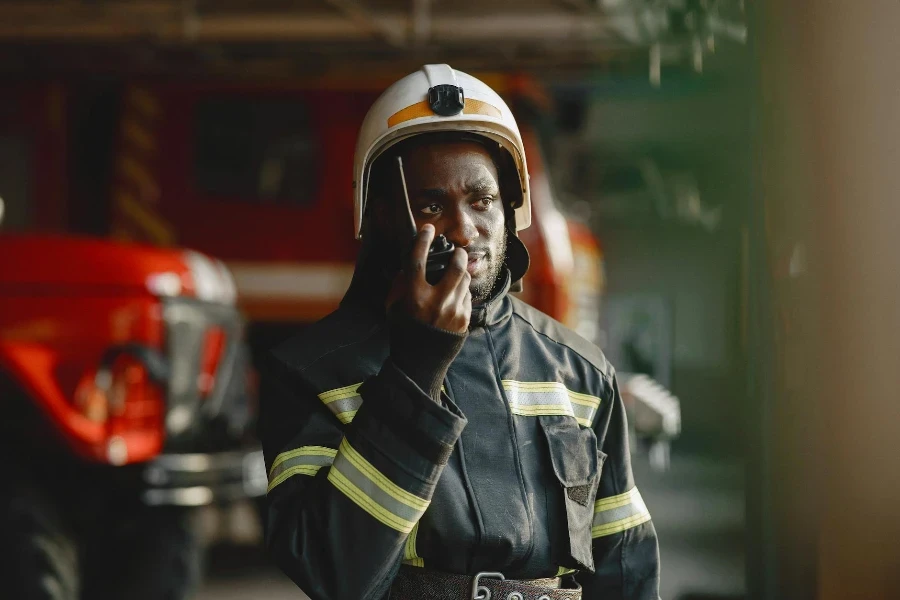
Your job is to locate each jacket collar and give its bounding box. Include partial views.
[470,268,513,329]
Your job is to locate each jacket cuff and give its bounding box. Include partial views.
[389,306,467,402]
[351,360,467,483]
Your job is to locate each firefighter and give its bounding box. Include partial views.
[259,64,660,600]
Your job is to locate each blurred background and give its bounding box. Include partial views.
[1,1,898,599]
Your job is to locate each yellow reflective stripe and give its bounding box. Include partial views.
[501,380,600,402]
[591,512,652,538]
[567,389,601,409]
[268,465,324,493]
[508,404,591,427]
[318,383,445,425]
[318,384,364,424]
[506,381,601,409]
[501,380,601,427]
[511,404,574,415]
[402,522,424,567]
[327,466,418,533]
[334,409,358,424]
[269,446,337,477]
[338,439,430,511]
[327,438,430,533]
[502,381,562,392]
[318,383,444,405]
[404,522,419,560]
[592,487,652,538]
[318,383,362,403]
[267,445,338,493]
[593,488,636,512]
[556,567,577,576]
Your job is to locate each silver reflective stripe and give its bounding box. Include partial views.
[267,446,337,493]
[591,487,652,538]
[318,383,363,424]
[327,438,429,534]
[500,380,601,427]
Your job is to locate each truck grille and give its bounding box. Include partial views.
[161,297,251,451]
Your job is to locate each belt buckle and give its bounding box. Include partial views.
[471,571,505,600]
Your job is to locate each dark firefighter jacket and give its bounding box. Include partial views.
[259,229,661,600]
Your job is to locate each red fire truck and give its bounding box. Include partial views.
[2,73,607,412]
[87,75,605,358]
[2,74,685,594]
[0,85,265,599]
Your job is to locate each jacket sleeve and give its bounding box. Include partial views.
[259,356,467,600]
[577,372,661,600]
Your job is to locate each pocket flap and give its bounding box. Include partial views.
[539,416,599,487]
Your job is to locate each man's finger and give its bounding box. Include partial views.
[442,272,472,312]
[461,288,472,320]
[453,287,473,332]
[435,247,469,292]
[407,224,435,281]
[435,276,471,332]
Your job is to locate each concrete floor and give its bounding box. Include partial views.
[195,451,745,600]
[634,453,745,600]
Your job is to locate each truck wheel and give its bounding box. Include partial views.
[87,507,203,600]
[124,508,203,600]
[0,486,80,600]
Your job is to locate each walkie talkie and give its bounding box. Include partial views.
[396,156,456,285]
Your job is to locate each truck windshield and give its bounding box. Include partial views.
[193,97,317,205]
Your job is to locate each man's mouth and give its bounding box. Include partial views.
[466,251,486,275]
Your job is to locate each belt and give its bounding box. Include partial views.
[390,566,582,600]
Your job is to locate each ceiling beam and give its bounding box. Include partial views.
[556,0,595,13]
[322,0,406,48]
[0,7,617,44]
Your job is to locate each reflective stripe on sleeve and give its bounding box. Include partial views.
[267,446,338,493]
[317,381,445,425]
[591,487,652,538]
[318,383,364,424]
[327,438,430,534]
[402,522,424,567]
[501,380,601,427]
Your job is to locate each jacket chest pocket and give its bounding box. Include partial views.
[539,416,606,572]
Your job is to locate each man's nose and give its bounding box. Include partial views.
[443,207,478,248]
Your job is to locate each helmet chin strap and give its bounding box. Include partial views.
[504,204,530,293]
[354,157,529,302]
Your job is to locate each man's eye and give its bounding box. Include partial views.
[420,203,442,215]
[474,197,494,209]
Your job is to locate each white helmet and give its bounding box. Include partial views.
[353,64,531,239]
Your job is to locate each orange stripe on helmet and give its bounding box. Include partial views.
[386,98,501,128]
[463,98,502,119]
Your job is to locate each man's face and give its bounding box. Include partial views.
[401,141,507,304]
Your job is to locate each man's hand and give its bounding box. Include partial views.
[395,224,471,333]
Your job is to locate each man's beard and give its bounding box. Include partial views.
[470,232,508,305]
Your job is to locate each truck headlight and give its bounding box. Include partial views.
[183,251,237,306]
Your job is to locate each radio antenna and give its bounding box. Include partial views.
[396,156,418,238]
